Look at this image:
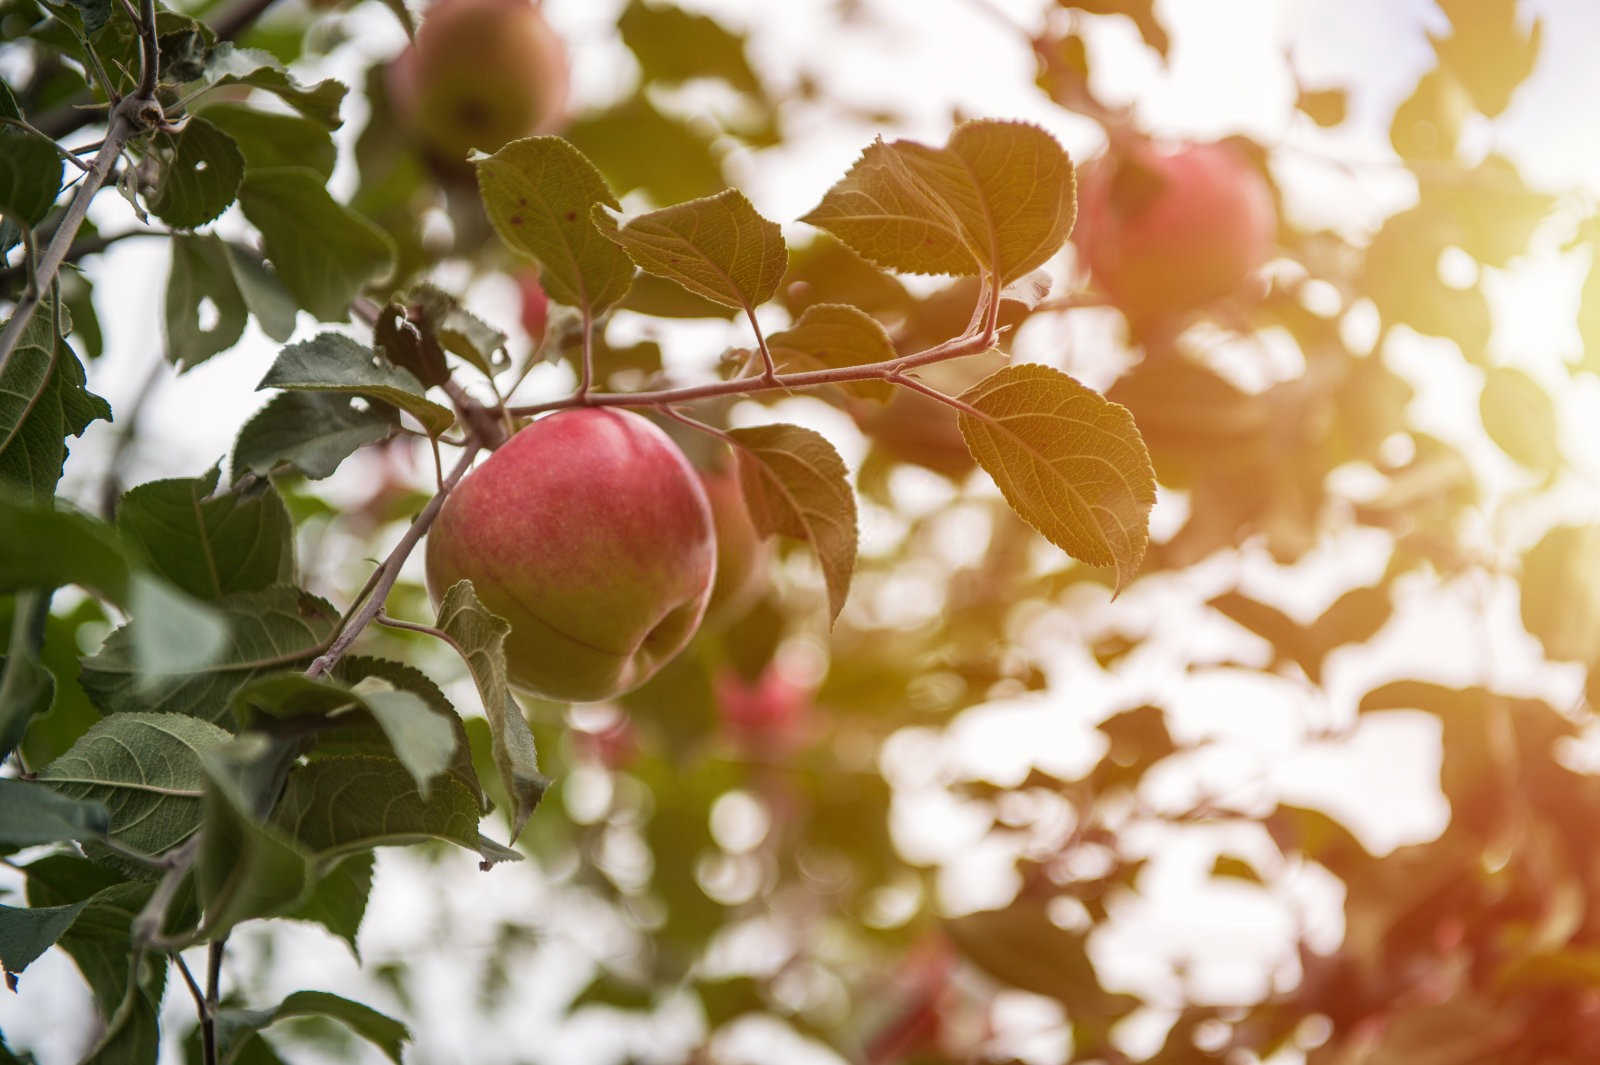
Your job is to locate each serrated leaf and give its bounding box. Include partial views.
[80,585,339,722]
[284,851,372,957]
[232,391,396,481]
[956,363,1154,592]
[727,423,857,621]
[1481,365,1561,474]
[406,283,509,378]
[239,168,394,322]
[0,310,111,501]
[801,120,1076,284]
[474,136,635,315]
[258,333,453,436]
[223,243,298,343]
[594,188,786,313]
[149,117,245,229]
[1521,524,1600,663]
[199,103,337,181]
[767,303,894,402]
[116,468,294,600]
[434,580,546,841]
[192,736,311,943]
[214,990,408,1065]
[271,754,492,861]
[0,778,109,847]
[202,46,347,128]
[165,234,249,369]
[38,712,231,858]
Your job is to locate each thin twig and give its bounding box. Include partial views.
[577,309,594,400]
[745,307,779,381]
[305,445,481,679]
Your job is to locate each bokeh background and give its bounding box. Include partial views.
[8,0,1600,1062]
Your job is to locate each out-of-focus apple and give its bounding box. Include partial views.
[1074,140,1275,328]
[388,0,570,165]
[699,462,770,625]
[425,409,716,702]
[715,664,810,756]
[517,270,550,347]
[574,714,639,771]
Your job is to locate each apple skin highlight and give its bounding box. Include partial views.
[426,409,717,702]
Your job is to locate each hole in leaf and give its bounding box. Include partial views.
[194,160,208,173]
[197,297,219,333]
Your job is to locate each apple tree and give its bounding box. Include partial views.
[2,0,1597,1063]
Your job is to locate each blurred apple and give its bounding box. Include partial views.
[517,270,550,346]
[388,0,570,165]
[1074,139,1275,328]
[425,408,716,702]
[715,663,810,756]
[574,714,639,771]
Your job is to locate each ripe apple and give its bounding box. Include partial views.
[517,270,549,346]
[388,0,570,165]
[714,664,810,755]
[425,408,717,702]
[1074,140,1275,328]
[699,463,770,625]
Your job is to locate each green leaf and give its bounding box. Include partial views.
[39,712,232,858]
[193,736,311,943]
[232,391,396,481]
[434,580,546,841]
[727,423,857,621]
[0,310,111,501]
[80,585,339,722]
[594,188,785,313]
[564,94,725,207]
[0,494,129,600]
[271,754,496,862]
[231,668,459,799]
[0,778,109,847]
[956,363,1155,593]
[223,243,298,343]
[0,897,91,974]
[199,103,337,181]
[616,0,761,94]
[116,468,294,600]
[165,234,249,370]
[79,954,163,1065]
[1481,365,1561,474]
[283,851,372,957]
[767,303,895,402]
[1,590,53,760]
[201,46,347,128]
[148,117,245,229]
[215,990,409,1065]
[474,136,635,315]
[801,120,1076,284]
[405,283,509,379]
[257,333,454,436]
[238,168,395,322]
[946,899,1137,1018]
[0,128,62,230]
[1521,524,1600,663]
[126,571,231,679]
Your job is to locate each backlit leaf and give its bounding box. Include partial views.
[595,188,787,312]
[801,120,1075,284]
[728,423,857,621]
[956,363,1155,592]
[1481,365,1561,474]
[766,303,894,402]
[474,136,634,315]
[1521,524,1600,663]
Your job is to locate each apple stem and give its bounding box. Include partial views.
[576,309,595,401]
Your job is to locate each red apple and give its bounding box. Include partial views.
[1074,140,1275,328]
[715,664,810,756]
[425,409,717,702]
[699,463,770,625]
[388,0,570,165]
[517,270,550,347]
